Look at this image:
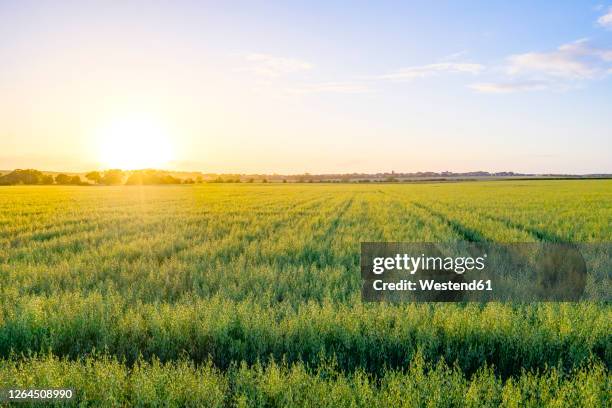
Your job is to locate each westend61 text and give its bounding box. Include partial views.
[372,279,493,291]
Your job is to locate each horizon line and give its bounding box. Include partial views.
[2,168,612,178]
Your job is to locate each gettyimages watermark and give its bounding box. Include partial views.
[361,242,611,302]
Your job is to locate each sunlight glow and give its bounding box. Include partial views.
[95,115,175,170]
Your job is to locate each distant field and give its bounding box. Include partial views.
[0,181,610,406]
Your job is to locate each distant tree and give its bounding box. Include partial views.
[54,174,71,184]
[125,170,181,185]
[125,173,143,185]
[101,169,124,185]
[85,171,102,184]
[247,178,254,183]
[0,169,45,185]
[282,179,287,183]
[196,176,203,183]
[160,174,181,184]
[41,175,55,185]
[262,178,268,183]
[183,178,195,184]
[69,175,82,185]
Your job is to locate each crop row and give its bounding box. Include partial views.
[1,293,609,377]
[1,353,608,407]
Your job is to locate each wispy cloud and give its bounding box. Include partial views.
[285,60,484,93]
[597,7,612,29]
[507,39,611,79]
[237,53,313,77]
[235,50,486,94]
[377,62,484,81]
[469,80,551,94]
[285,82,371,94]
[471,39,612,94]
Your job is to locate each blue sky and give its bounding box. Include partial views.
[1,1,611,173]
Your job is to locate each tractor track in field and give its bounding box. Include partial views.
[476,213,569,243]
[371,189,566,243]
[394,190,568,244]
[423,198,570,243]
[374,189,481,242]
[319,195,355,269]
[409,201,486,242]
[322,196,355,242]
[284,195,356,270]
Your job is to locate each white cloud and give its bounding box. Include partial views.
[238,53,313,77]
[597,7,612,29]
[470,39,612,94]
[469,80,551,94]
[285,82,371,94]
[377,62,484,81]
[507,39,612,80]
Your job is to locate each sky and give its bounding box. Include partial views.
[1,1,611,174]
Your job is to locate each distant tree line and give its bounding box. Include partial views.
[0,169,54,185]
[0,169,86,185]
[0,169,253,186]
[0,169,123,186]
[0,169,122,185]
[6,168,556,186]
[0,168,288,185]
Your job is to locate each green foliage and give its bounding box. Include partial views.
[101,169,125,185]
[85,171,102,184]
[54,173,71,184]
[0,169,47,185]
[55,174,82,185]
[125,170,181,185]
[41,174,55,185]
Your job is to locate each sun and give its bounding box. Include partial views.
[95,116,175,170]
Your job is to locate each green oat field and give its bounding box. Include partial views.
[0,180,610,407]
